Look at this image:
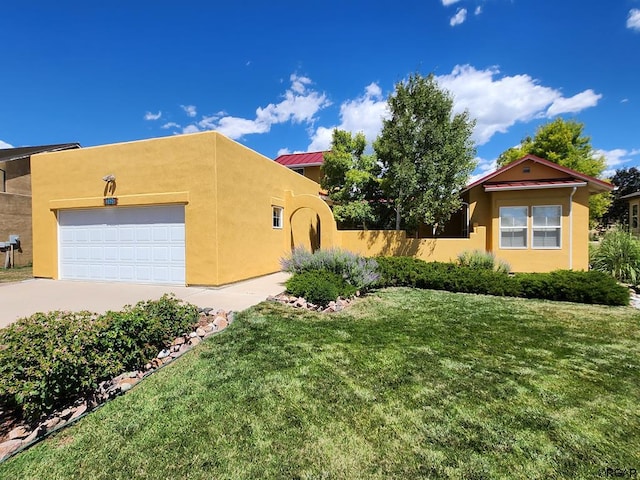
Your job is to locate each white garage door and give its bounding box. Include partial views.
[59,206,185,285]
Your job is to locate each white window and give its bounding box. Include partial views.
[272,206,283,229]
[500,206,528,248]
[532,205,561,248]
[291,167,304,175]
[633,204,638,229]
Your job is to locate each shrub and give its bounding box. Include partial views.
[516,270,630,306]
[0,295,198,422]
[374,256,628,306]
[281,247,379,291]
[590,227,640,285]
[457,250,511,274]
[285,271,357,306]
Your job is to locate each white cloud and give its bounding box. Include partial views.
[161,122,181,130]
[627,9,640,31]
[436,64,602,145]
[597,148,640,176]
[172,74,330,140]
[182,125,200,134]
[307,82,389,151]
[469,156,497,183]
[442,0,462,5]
[144,111,162,121]
[475,6,482,15]
[277,148,291,156]
[0,140,13,149]
[181,105,197,117]
[546,89,602,116]
[450,8,467,26]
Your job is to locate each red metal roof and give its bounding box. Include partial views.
[274,151,326,167]
[483,179,587,192]
[464,154,613,193]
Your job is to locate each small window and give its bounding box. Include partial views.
[291,167,304,175]
[0,168,5,193]
[272,206,283,229]
[532,205,561,248]
[500,206,528,248]
[632,204,638,229]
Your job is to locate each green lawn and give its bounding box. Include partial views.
[1,288,639,479]
[0,265,32,283]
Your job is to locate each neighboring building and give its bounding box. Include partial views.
[30,135,611,286]
[274,151,326,184]
[621,191,640,235]
[0,143,80,266]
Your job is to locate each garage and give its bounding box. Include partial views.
[58,205,185,285]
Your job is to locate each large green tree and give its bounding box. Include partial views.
[321,129,381,229]
[374,73,476,232]
[496,118,610,226]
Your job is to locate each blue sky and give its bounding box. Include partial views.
[1,1,639,180]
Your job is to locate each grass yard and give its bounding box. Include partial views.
[0,265,33,284]
[1,288,638,479]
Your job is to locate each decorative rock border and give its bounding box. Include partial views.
[0,307,234,462]
[267,293,357,313]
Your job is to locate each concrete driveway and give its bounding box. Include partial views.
[0,272,290,329]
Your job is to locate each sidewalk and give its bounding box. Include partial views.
[0,272,290,329]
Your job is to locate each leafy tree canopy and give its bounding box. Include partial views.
[320,129,381,229]
[374,73,476,231]
[496,118,610,226]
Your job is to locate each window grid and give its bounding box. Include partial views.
[499,206,528,249]
[532,205,561,249]
[272,206,283,229]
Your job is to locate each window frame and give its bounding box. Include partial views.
[499,206,528,249]
[531,205,562,249]
[272,206,284,229]
[632,204,639,230]
[291,167,304,175]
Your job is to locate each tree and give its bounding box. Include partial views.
[374,73,476,232]
[496,118,610,226]
[603,167,640,226]
[320,129,381,229]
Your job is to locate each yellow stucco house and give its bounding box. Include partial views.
[31,134,612,286]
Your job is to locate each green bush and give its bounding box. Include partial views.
[285,271,357,306]
[0,295,198,421]
[516,270,630,306]
[457,249,511,274]
[590,227,640,285]
[281,247,379,291]
[374,256,628,306]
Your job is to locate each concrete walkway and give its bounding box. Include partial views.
[0,272,291,329]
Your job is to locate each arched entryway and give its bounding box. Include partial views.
[285,191,339,252]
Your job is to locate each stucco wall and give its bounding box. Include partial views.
[0,193,32,266]
[213,135,324,284]
[31,132,328,286]
[488,187,590,272]
[339,227,487,262]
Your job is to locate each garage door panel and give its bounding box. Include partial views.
[59,206,185,285]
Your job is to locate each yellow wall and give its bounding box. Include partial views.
[488,187,590,271]
[339,227,487,263]
[302,166,322,184]
[31,132,326,286]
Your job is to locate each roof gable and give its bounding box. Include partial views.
[465,154,612,193]
[274,151,326,167]
[0,143,81,163]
